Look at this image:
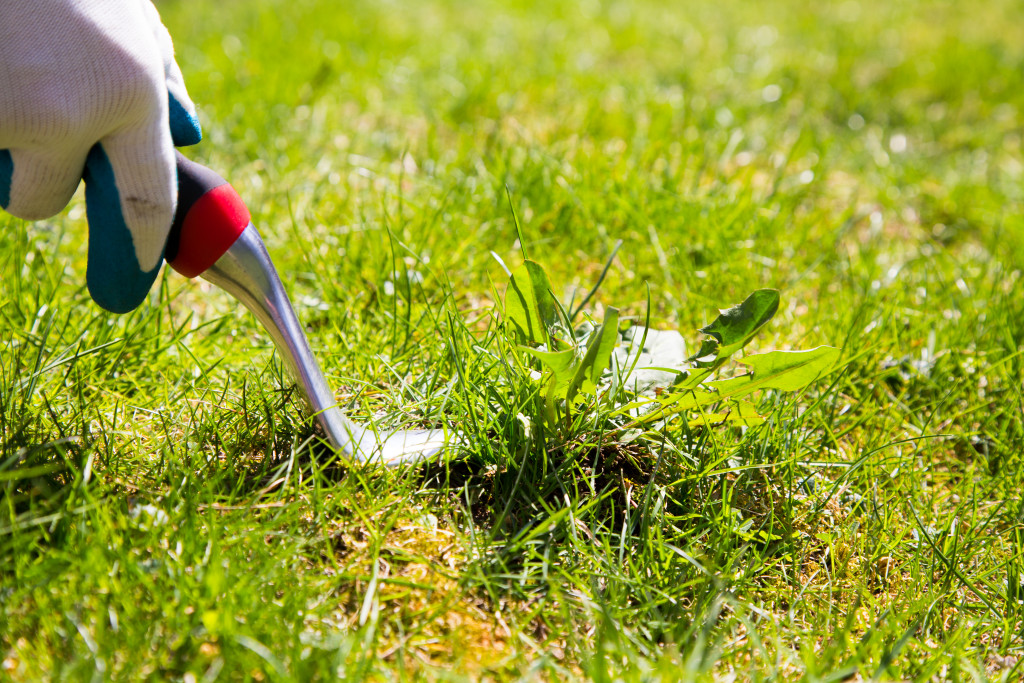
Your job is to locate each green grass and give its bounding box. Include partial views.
[3,0,1024,679]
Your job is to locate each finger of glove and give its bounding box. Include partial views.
[83,143,165,314]
[140,0,202,146]
[0,150,10,210]
[166,61,202,146]
[0,147,85,220]
[83,118,176,313]
[101,117,178,272]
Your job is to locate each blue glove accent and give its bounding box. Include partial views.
[0,149,12,209]
[168,93,202,146]
[82,145,162,313]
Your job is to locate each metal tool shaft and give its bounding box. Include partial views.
[201,223,450,464]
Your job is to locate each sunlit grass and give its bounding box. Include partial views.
[3,0,1023,679]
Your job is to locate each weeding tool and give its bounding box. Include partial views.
[163,152,455,465]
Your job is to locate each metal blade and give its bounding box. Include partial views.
[201,223,459,465]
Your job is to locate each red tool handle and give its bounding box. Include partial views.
[164,151,251,278]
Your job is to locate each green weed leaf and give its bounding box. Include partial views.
[740,346,841,390]
[521,346,578,396]
[625,345,840,427]
[707,346,840,398]
[504,260,558,345]
[695,289,780,365]
[567,307,620,401]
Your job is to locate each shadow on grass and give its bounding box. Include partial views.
[416,439,678,532]
[0,436,88,572]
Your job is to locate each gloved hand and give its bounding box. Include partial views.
[0,0,202,313]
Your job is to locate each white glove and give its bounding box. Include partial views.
[0,0,202,313]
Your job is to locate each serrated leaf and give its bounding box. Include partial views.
[567,307,619,401]
[706,346,840,399]
[696,289,780,364]
[624,345,840,428]
[504,260,558,345]
[740,346,841,390]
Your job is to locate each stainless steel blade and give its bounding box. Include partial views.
[200,223,456,465]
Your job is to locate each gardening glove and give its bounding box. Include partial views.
[0,0,202,313]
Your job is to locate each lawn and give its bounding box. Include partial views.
[3,0,1024,679]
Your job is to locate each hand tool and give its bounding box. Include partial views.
[163,152,455,465]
